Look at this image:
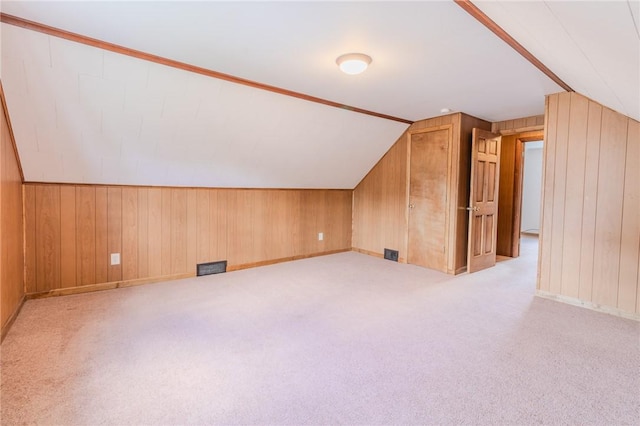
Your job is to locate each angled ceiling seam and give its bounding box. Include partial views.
[454,0,573,93]
[0,12,414,126]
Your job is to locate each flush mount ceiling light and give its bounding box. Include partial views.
[336,53,372,75]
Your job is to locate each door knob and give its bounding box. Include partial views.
[409,204,415,209]
[466,206,479,212]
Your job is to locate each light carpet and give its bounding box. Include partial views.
[1,236,639,425]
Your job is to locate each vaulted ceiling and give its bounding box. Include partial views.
[1,1,637,188]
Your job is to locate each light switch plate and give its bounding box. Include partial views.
[318,232,324,241]
[110,253,120,265]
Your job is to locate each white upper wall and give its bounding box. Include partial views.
[1,24,408,188]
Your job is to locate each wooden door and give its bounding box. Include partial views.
[467,129,501,273]
[407,128,450,271]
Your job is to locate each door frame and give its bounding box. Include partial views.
[404,124,454,269]
[501,130,544,257]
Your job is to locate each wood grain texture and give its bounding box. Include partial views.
[60,186,77,288]
[23,184,352,294]
[618,119,639,313]
[497,134,516,256]
[539,92,639,315]
[491,115,545,134]
[35,185,61,291]
[560,93,589,298]
[122,187,138,281]
[353,113,490,274]
[0,89,25,332]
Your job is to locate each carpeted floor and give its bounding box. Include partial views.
[1,236,639,425]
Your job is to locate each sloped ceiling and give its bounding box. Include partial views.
[1,1,635,188]
[474,0,640,122]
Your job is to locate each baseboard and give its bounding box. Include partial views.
[227,249,351,272]
[454,266,467,275]
[536,290,640,321]
[351,247,407,263]
[26,250,352,300]
[1,294,26,343]
[26,273,195,300]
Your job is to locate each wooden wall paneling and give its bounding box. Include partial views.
[559,94,589,298]
[137,188,149,279]
[548,92,571,296]
[496,135,516,256]
[196,188,210,263]
[252,190,268,263]
[147,188,162,277]
[492,115,545,134]
[265,190,293,259]
[578,102,602,301]
[76,186,96,286]
[618,119,639,313]
[0,88,24,334]
[59,186,77,288]
[539,95,559,292]
[352,132,408,257]
[186,189,197,272]
[591,108,628,308]
[95,187,108,283]
[122,187,138,281]
[227,189,251,265]
[107,187,122,282]
[35,185,61,291]
[170,188,187,274]
[161,188,172,276]
[24,185,37,293]
[213,189,229,262]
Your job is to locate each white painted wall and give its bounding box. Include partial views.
[521,141,543,234]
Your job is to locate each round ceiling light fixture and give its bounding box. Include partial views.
[336,53,372,75]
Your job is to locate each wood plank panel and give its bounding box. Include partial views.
[186,189,197,272]
[161,188,172,276]
[95,187,108,284]
[76,186,96,286]
[578,102,603,301]
[137,188,149,279]
[196,189,210,263]
[540,92,638,316]
[618,119,639,313]
[548,92,571,296]
[23,184,353,297]
[60,186,76,288]
[122,187,138,281]
[107,187,122,282]
[560,93,589,298]
[1,92,25,332]
[24,185,37,293]
[539,95,559,292]
[497,134,516,256]
[35,185,61,291]
[592,108,627,308]
[170,188,187,274]
[227,190,252,265]
[147,188,162,277]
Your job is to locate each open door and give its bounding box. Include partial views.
[467,129,501,273]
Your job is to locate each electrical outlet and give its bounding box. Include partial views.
[318,232,324,241]
[110,253,120,265]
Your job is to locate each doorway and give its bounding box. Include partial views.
[496,130,545,258]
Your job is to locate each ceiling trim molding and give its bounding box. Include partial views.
[0,80,25,182]
[454,0,573,92]
[0,13,414,125]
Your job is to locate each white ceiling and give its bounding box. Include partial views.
[0,1,636,188]
[474,0,640,122]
